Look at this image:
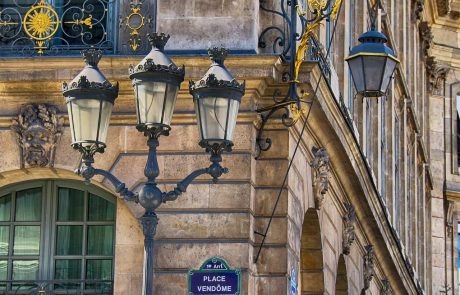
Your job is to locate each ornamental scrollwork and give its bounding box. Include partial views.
[119,0,153,52]
[0,0,115,55]
[363,245,375,291]
[426,57,450,95]
[62,76,119,94]
[11,104,63,168]
[381,278,391,295]
[413,0,425,20]
[419,21,433,57]
[342,202,356,255]
[311,146,330,210]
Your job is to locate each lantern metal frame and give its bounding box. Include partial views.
[345,0,399,97]
[129,33,185,138]
[63,42,244,295]
[62,49,119,155]
[189,47,245,156]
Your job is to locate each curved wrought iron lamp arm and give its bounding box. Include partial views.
[77,161,139,203]
[162,158,229,202]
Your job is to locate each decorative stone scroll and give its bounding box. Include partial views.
[419,22,433,57]
[311,146,330,210]
[363,245,375,291]
[426,57,450,96]
[413,0,425,20]
[342,202,357,255]
[381,278,391,295]
[11,104,63,168]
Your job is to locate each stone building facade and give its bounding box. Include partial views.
[0,0,458,294]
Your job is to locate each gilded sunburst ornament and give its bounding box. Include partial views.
[23,0,59,41]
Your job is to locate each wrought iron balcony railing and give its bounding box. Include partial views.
[0,280,113,295]
[0,0,154,56]
[306,36,332,82]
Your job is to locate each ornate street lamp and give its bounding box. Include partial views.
[189,47,245,157]
[63,37,244,295]
[129,33,185,138]
[345,30,399,97]
[345,0,399,97]
[62,49,118,155]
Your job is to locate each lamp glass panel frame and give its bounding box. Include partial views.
[133,80,179,127]
[67,98,113,147]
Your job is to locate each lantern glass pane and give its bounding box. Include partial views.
[362,56,386,92]
[162,84,179,126]
[226,99,240,142]
[67,99,113,146]
[135,81,177,126]
[348,56,365,93]
[380,58,397,94]
[197,97,229,144]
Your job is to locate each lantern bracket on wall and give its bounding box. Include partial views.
[254,0,342,159]
[63,36,245,295]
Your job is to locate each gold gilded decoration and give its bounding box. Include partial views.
[23,0,59,41]
[290,103,307,124]
[65,15,93,29]
[1,0,111,55]
[0,20,19,26]
[120,0,152,52]
[308,0,328,12]
[294,0,341,83]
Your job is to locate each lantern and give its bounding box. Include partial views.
[346,30,399,97]
[189,48,245,153]
[62,49,118,152]
[129,33,185,136]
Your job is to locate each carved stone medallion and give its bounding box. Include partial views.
[311,146,330,210]
[11,104,63,168]
[342,203,356,255]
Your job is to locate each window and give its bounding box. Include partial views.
[365,98,373,164]
[380,98,386,199]
[394,114,400,232]
[456,95,460,168]
[0,181,115,294]
[347,0,355,112]
[458,224,460,292]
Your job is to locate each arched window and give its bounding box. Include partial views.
[0,180,116,294]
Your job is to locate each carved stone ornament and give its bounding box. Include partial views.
[413,0,425,20]
[342,203,357,255]
[436,0,451,16]
[381,279,391,295]
[419,21,433,57]
[11,104,63,168]
[363,245,375,291]
[426,57,450,95]
[311,146,330,210]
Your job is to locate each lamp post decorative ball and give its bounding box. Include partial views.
[346,29,399,97]
[62,33,245,295]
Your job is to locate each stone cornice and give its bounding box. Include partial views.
[294,64,420,294]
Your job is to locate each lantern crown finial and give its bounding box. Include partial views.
[82,49,103,67]
[148,33,170,51]
[208,47,228,65]
[358,30,388,44]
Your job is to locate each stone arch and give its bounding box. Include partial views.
[300,208,324,295]
[334,254,348,295]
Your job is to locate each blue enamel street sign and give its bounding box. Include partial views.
[188,257,241,295]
